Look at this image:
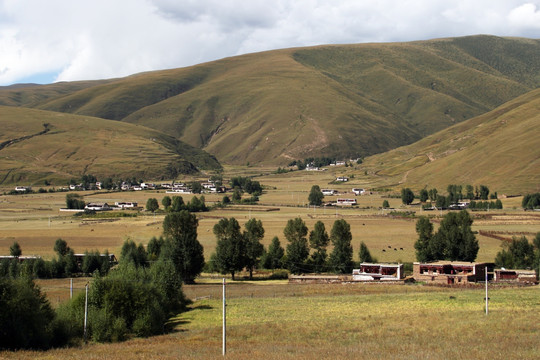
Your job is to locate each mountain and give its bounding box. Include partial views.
[0,106,221,185]
[362,87,540,194]
[1,35,540,166]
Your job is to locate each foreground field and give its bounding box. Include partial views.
[2,281,539,359]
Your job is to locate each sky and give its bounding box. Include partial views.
[1,0,540,86]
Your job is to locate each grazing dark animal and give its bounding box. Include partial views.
[382,249,386,252]
[388,245,391,248]
[394,248,397,251]
[400,247,403,250]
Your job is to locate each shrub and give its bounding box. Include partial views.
[0,278,56,350]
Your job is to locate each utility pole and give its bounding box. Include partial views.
[70,278,73,299]
[84,283,89,342]
[485,266,489,315]
[222,278,226,356]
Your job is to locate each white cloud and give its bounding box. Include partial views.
[1,0,540,85]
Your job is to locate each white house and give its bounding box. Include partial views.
[115,202,138,209]
[336,176,349,182]
[15,186,31,192]
[352,188,365,195]
[85,202,111,211]
[336,198,357,206]
[322,189,337,196]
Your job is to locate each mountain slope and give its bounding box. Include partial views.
[0,106,220,185]
[363,87,540,194]
[1,35,540,165]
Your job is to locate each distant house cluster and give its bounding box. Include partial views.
[290,260,537,285]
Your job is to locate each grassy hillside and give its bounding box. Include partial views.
[1,35,540,166]
[361,88,540,194]
[0,106,220,185]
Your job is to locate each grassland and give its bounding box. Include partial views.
[0,106,220,184]
[2,281,539,359]
[2,165,539,264]
[1,35,539,166]
[358,87,540,194]
[1,166,540,359]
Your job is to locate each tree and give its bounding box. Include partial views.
[401,188,415,205]
[308,185,324,206]
[435,195,448,209]
[262,237,284,269]
[328,219,353,274]
[161,196,171,211]
[147,236,164,260]
[522,193,540,210]
[447,184,463,204]
[495,236,535,269]
[478,185,490,200]
[232,188,243,202]
[284,217,309,274]
[213,218,245,280]
[162,211,205,283]
[53,238,70,257]
[414,211,478,262]
[171,196,184,212]
[10,242,21,258]
[358,241,374,263]
[120,239,148,268]
[243,218,265,279]
[309,221,329,272]
[428,188,438,202]
[65,193,85,209]
[419,189,429,203]
[465,185,475,200]
[382,200,390,208]
[414,216,437,262]
[190,181,202,194]
[0,278,57,349]
[146,198,159,212]
[437,210,478,261]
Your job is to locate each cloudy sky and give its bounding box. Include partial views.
[1,0,540,86]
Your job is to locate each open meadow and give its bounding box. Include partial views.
[2,280,539,359]
[1,166,539,263]
[1,167,540,358]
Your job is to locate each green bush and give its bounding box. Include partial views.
[269,269,289,280]
[0,278,57,350]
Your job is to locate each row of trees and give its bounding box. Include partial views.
[0,240,111,279]
[522,193,540,210]
[414,210,479,262]
[495,233,540,270]
[402,184,494,206]
[209,216,375,277]
[148,195,208,213]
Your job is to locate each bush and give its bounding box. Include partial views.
[0,278,57,350]
[269,269,289,280]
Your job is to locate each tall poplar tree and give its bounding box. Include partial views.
[162,210,205,283]
[328,219,353,274]
[309,221,329,272]
[213,217,245,280]
[284,217,309,274]
[244,218,265,279]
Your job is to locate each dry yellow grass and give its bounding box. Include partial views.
[2,282,539,359]
[1,170,539,264]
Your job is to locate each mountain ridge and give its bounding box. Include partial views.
[1,35,539,169]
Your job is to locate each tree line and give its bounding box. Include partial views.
[400,184,502,209]
[208,216,375,278]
